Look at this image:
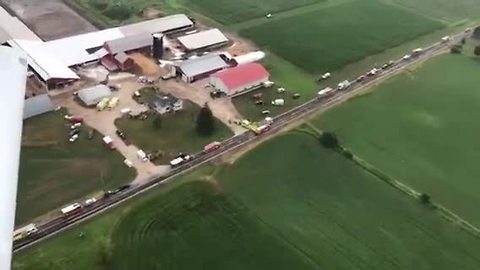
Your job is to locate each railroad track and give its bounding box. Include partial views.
[12,29,471,252]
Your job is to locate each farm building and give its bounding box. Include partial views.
[103,32,153,55]
[177,28,228,51]
[149,94,183,114]
[4,14,193,89]
[210,63,270,95]
[77,85,112,106]
[178,54,230,82]
[23,94,54,119]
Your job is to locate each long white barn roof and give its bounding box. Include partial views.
[178,28,228,51]
[8,14,193,82]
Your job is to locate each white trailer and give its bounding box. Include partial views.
[271,99,285,106]
[61,203,82,215]
[170,157,184,167]
[318,87,335,97]
[337,80,351,90]
[13,224,38,241]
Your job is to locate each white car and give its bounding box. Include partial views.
[69,134,79,143]
[84,198,97,206]
[321,72,331,79]
[277,87,285,93]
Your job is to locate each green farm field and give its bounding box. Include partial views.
[14,133,480,270]
[18,111,136,225]
[315,52,480,226]
[388,0,480,23]
[240,0,443,74]
[115,91,233,164]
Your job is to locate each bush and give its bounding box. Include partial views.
[103,3,133,21]
[420,193,431,205]
[473,26,480,39]
[474,45,480,56]
[196,105,215,136]
[450,44,463,54]
[342,149,353,160]
[319,132,339,149]
[89,0,109,11]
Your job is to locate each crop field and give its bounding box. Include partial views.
[15,132,480,270]
[240,0,442,74]
[389,0,480,23]
[181,0,324,25]
[315,52,480,226]
[115,95,233,164]
[18,111,136,225]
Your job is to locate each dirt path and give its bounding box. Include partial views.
[52,79,171,184]
[1,0,97,40]
[156,78,246,134]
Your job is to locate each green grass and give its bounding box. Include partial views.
[18,111,136,225]
[180,0,324,25]
[15,132,480,270]
[388,0,480,23]
[232,54,316,121]
[314,51,480,227]
[13,167,317,270]
[240,0,443,74]
[115,92,233,163]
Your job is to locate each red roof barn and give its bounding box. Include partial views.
[210,63,270,95]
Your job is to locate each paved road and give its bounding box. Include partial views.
[12,29,471,253]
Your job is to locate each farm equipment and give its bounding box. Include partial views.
[96,98,109,111]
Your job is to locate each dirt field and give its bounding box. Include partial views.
[129,52,161,76]
[1,0,96,40]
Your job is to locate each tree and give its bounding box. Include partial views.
[342,149,353,160]
[196,104,215,136]
[473,26,480,39]
[461,37,466,45]
[153,115,162,129]
[319,132,339,149]
[450,44,463,54]
[419,193,431,205]
[474,45,480,56]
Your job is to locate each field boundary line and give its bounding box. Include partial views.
[343,148,480,238]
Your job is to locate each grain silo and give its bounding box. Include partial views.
[152,33,164,59]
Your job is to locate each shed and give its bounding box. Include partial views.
[210,63,270,95]
[178,54,230,82]
[23,94,55,119]
[77,85,112,106]
[177,28,228,51]
[114,52,134,71]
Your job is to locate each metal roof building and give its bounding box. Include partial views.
[210,63,270,95]
[104,32,153,54]
[77,85,112,106]
[23,94,55,119]
[177,28,228,51]
[178,54,230,82]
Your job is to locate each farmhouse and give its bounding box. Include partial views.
[77,85,112,106]
[177,28,228,51]
[23,94,55,119]
[210,63,270,95]
[178,54,230,82]
[149,94,183,114]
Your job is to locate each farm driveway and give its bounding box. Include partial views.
[156,78,246,135]
[53,79,170,185]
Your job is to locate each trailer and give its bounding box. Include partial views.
[61,203,82,216]
[204,141,221,153]
[13,224,38,241]
[170,157,184,167]
[318,87,335,97]
[271,99,285,106]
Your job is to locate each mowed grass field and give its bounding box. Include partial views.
[115,98,233,164]
[315,52,480,226]
[240,0,443,74]
[18,111,136,225]
[14,133,480,270]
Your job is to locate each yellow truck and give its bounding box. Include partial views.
[96,98,109,111]
[107,97,119,110]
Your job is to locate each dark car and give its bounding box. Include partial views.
[116,130,126,140]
